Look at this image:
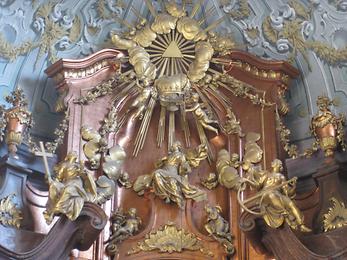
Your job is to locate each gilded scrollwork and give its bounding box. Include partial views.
[0,194,22,228]
[276,111,299,159]
[128,222,213,257]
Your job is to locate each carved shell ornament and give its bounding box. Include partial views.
[76,1,273,158]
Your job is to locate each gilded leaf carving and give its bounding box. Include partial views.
[128,222,213,257]
[323,197,347,232]
[0,194,22,228]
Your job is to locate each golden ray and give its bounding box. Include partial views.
[156,58,167,75]
[111,81,136,103]
[203,88,227,113]
[168,111,175,149]
[190,0,204,18]
[116,88,142,129]
[149,42,167,51]
[145,0,157,17]
[133,97,156,156]
[173,58,178,74]
[183,57,194,64]
[157,106,166,147]
[152,57,163,66]
[180,58,191,71]
[131,6,146,22]
[200,16,225,34]
[180,104,191,147]
[178,38,195,48]
[180,44,196,51]
[176,32,185,46]
[162,34,171,45]
[159,58,169,77]
[148,49,166,54]
[176,59,185,73]
[154,37,169,48]
[149,53,163,58]
[183,54,195,59]
[205,87,233,110]
[198,6,216,25]
[114,17,134,29]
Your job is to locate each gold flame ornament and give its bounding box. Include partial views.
[305,96,346,158]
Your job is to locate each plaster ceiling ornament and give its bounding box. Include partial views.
[76,1,273,159]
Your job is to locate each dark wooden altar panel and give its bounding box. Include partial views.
[46,49,299,260]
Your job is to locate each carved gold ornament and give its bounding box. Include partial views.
[75,1,279,160]
[42,147,123,224]
[128,222,213,257]
[204,205,235,255]
[133,142,207,209]
[305,96,346,157]
[0,194,22,228]
[0,88,33,157]
[215,132,310,232]
[106,208,142,256]
[323,197,347,232]
[276,110,298,159]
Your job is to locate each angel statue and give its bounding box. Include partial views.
[133,141,208,209]
[44,152,116,224]
[105,208,142,256]
[44,152,96,224]
[240,159,311,232]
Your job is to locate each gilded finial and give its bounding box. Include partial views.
[305,95,346,158]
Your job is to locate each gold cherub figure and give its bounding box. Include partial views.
[105,208,142,256]
[204,205,235,255]
[186,93,219,135]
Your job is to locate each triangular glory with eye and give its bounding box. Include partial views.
[162,41,184,58]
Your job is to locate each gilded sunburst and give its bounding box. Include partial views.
[76,1,271,159]
[147,29,195,76]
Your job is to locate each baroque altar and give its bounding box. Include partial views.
[3,1,347,260]
[43,2,299,259]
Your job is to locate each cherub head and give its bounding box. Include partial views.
[170,141,182,153]
[65,152,78,163]
[128,208,137,217]
[205,204,222,220]
[271,159,283,173]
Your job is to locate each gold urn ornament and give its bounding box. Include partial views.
[307,96,346,157]
[0,88,32,157]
